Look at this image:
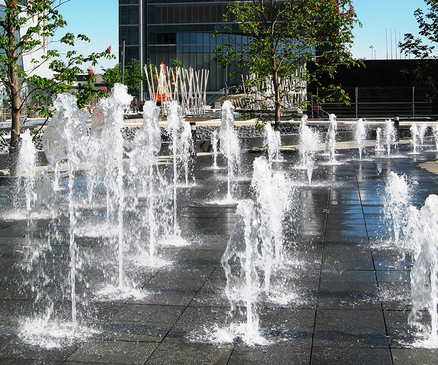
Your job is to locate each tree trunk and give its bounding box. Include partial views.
[272,70,281,130]
[10,72,20,150]
[7,14,20,175]
[9,72,20,175]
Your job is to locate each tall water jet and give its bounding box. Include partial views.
[89,84,133,292]
[181,122,194,186]
[219,101,241,200]
[411,122,420,154]
[42,93,88,328]
[129,100,162,261]
[221,200,267,345]
[354,118,367,159]
[418,123,429,147]
[375,127,385,151]
[211,130,219,169]
[218,157,291,345]
[251,156,290,293]
[263,122,282,164]
[383,175,438,347]
[433,125,438,151]
[406,195,438,347]
[167,101,184,235]
[325,114,337,163]
[383,171,412,246]
[16,129,37,218]
[384,119,396,156]
[298,115,320,183]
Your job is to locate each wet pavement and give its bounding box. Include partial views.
[1,139,438,364]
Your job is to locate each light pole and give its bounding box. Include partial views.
[370,45,375,60]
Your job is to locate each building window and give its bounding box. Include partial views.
[119,6,139,25]
[120,27,139,46]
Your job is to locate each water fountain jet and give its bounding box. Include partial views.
[211,130,219,169]
[298,115,320,183]
[384,119,396,156]
[407,194,438,347]
[354,118,367,159]
[411,122,420,154]
[325,114,337,163]
[263,123,282,165]
[375,127,385,152]
[383,172,413,246]
[219,101,241,201]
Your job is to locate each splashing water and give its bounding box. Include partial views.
[251,156,290,292]
[298,115,320,183]
[219,101,241,201]
[16,130,37,218]
[18,303,99,349]
[418,123,429,147]
[325,114,337,163]
[221,200,267,346]
[42,93,88,329]
[263,123,282,164]
[410,122,420,154]
[219,156,291,345]
[433,125,438,151]
[167,101,185,235]
[375,127,385,151]
[407,194,438,347]
[181,122,194,186]
[94,84,133,292]
[211,130,219,169]
[383,172,413,246]
[128,100,164,262]
[383,171,438,347]
[384,120,396,156]
[354,118,367,159]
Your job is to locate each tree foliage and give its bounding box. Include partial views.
[0,0,114,158]
[400,0,438,101]
[214,0,362,126]
[103,60,155,100]
[400,0,438,59]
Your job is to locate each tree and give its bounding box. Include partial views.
[0,0,114,164]
[400,0,438,100]
[214,0,362,128]
[400,0,438,59]
[103,60,156,99]
[102,63,122,91]
[123,59,146,99]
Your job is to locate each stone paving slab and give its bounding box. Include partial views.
[1,140,438,364]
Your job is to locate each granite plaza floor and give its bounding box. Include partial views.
[1,141,438,364]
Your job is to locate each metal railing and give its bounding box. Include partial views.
[310,86,438,119]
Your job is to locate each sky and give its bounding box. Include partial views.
[54,0,430,72]
[350,0,430,60]
[54,0,118,71]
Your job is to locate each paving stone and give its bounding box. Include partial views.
[392,348,438,365]
[1,139,438,365]
[67,341,158,364]
[313,309,388,348]
[228,338,312,365]
[311,346,392,365]
[145,339,233,365]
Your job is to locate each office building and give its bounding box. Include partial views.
[119,0,245,95]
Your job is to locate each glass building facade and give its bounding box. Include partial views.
[119,0,244,94]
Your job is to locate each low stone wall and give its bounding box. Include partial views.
[0,122,424,170]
